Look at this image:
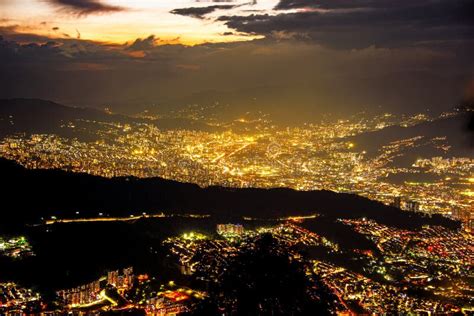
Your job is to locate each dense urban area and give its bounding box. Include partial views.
[0,103,472,315]
[1,218,473,314]
[0,108,472,225]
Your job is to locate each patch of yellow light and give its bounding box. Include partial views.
[182,232,207,241]
[461,190,473,197]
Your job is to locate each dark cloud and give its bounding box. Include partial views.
[171,5,236,19]
[274,0,428,10]
[0,1,472,123]
[47,0,124,16]
[127,35,157,51]
[0,36,64,65]
[0,29,472,120]
[220,0,474,49]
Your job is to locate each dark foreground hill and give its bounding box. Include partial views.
[0,158,458,230]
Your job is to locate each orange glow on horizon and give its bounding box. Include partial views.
[0,0,271,46]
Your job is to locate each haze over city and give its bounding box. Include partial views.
[1,0,473,120]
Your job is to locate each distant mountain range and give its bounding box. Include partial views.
[0,99,218,138]
[347,111,472,164]
[1,158,458,230]
[1,98,471,142]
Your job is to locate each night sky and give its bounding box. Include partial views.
[1,0,473,120]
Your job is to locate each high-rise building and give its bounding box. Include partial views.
[107,270,119,286]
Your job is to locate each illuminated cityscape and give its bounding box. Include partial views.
[0,110,472,225]
[0,104,472,315]
[0,283,41,314]
[162,220,472,314]
[0,236,34,259]
[0,102,472,314]
[1,0,473,313]
[0,209,473,314]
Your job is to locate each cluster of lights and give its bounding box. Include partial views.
[0,236,34,258]
[0,111,470,220]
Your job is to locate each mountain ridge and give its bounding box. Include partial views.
[0,98,218,135]
[0,158,458,231]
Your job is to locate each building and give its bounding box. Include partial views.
[406,200,420,212]
[217,224,244,236]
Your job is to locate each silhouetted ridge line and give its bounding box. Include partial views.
[0,158,458,230]
[0,98,219,134]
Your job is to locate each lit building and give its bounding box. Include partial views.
[406,200,420,212]
[217,224,244,236]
